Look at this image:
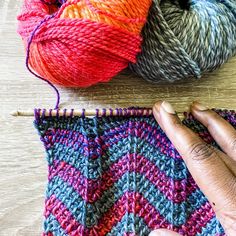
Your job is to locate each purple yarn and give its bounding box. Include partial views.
[26,14,60,109]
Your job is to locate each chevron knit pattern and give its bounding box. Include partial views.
[34,109,236,236]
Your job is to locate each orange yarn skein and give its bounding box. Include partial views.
[17,0,151,87]
[61,0,149,34]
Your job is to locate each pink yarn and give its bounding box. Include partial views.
[17,0,151,87]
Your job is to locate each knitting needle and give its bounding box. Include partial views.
[11,109,186,119]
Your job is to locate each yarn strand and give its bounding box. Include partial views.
[25,14,60,109]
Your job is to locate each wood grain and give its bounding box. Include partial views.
[0,0,236,235]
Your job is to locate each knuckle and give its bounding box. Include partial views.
[229,135,236,152]
[229,176,236,196]
[188,142,216,161]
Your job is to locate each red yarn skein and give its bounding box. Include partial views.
[17,0,151,87]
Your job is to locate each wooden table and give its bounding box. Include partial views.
[1,1,236,235]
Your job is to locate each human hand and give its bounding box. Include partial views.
[149,101,236,236]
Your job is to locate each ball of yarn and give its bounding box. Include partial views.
[17,0,151,87]
[130,0,236,82]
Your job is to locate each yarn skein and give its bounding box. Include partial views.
[17,0,152,87]
[130,0,236,82]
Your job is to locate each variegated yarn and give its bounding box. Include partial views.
[130,0,236,82]
[17,0,152,87]
[17,0,236,87]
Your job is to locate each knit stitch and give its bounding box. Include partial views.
[34,108,236,236]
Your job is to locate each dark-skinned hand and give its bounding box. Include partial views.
[149,101,236,236]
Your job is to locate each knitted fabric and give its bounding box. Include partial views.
[34,109,236,236]
[130,0,236,82]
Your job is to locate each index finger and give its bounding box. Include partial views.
[153,101,236,211]
[190,102,236,160]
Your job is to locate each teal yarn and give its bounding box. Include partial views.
[130,0,236,82]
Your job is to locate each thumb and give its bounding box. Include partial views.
[149,229,181,236]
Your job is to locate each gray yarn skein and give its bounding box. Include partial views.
[130,0,236,82]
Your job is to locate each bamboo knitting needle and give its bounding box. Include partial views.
[11,108,186,119]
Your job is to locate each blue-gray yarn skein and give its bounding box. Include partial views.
[130,0,236,82]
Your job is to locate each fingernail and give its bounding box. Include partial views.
[161,101,175,114]
[153,101,163,113]
[149,230,163,236]
[192,101,208,111]
[149,229,180,236]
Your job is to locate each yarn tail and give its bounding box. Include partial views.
[25,14,60,109]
